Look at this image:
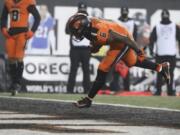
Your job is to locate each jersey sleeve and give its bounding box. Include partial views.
[0,5,9,29]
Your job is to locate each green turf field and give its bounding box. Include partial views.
[0,92,180,110]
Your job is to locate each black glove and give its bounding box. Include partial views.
[90,44,102,53]
[90,46,99,53]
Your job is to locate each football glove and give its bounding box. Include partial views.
[90,43,102,53]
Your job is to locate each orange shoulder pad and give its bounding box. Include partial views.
[28,0,36,5]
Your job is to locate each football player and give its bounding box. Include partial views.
[67,13,171,108]
[0,0,40,95]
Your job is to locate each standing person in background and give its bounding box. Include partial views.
[149,9,180,96]
[0,0,40,96]
[111,6,138,91]
[118,7,137,40]
[134,12,151,51]
[65,2,91,94]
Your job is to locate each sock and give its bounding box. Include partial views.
[88,69,107,99]
[9,62,17,85]
[16,61,24,84]
[135,59,160,71]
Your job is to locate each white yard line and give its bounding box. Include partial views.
[0,110,180,135]
[0,95,180,112]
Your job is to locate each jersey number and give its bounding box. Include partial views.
[35,26,48,38]
[11,9,20,21]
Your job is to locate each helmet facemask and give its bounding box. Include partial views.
[68,14,90,41]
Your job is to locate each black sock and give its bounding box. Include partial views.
[16,61,24,84]
[88,70,107,99]
[9,62,17,85]
[135,59,158,71]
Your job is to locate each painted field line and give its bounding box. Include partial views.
[0,95,180,112]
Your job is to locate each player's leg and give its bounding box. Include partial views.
[5,37,17,94]
[135,59,170,85]
[74,69,108,108]
[14,33,27,94]
[123,49,170,85]
[159,56,176,96]
[88,69,107,98]
[135,58,164,95]
[74,50,120,108]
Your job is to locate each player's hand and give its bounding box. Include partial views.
[25,31,34,39]
[90,46,100,53]
[137,49,145,62]
[90,43,102,53]
[1,28,11,38]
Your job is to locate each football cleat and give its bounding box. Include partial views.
[160,62,170,85]
[11,90,18,96]
[11,83,21,96]
[73,97,92,108]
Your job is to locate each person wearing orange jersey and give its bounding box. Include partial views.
[66,13,170,108]
[0,0,40,96]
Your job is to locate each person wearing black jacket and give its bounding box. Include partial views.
[0,0,40,96]
[149,9,180,96]
[65,2,91,93]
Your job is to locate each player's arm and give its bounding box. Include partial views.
[27,5,40,33]
[107,30,142,54]
[0,5,11,38]
[90,42,102,53]
[1,5,8,29]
